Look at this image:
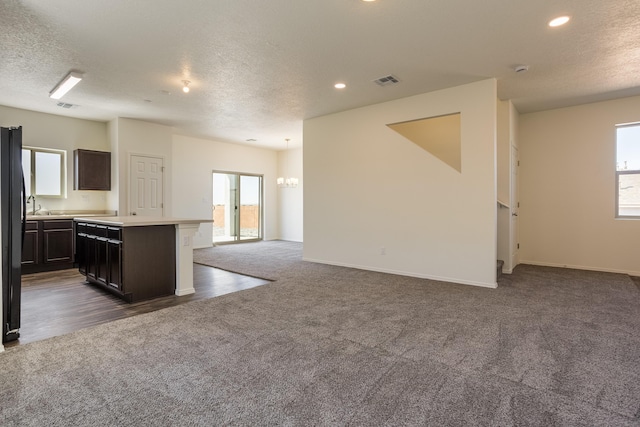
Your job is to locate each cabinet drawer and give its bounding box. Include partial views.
[107,227,122,241]
[94,225,108,238]
[43,220,73,230]
[24,221,38,231]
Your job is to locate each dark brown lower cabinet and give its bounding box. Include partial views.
[21,221,39,267]
[22,220,74,274]
[107,238,122,290]
[76,222,175,303]
[96,235,109,285]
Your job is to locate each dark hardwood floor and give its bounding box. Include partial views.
[5,264,271,348]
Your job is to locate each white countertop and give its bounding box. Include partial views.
[73,216,213,227]
[27,214,112,220]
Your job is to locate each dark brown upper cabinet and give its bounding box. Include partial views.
[74,149,111,191]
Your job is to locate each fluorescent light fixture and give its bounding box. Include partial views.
[49,72,83,99]
[548,16,570,27]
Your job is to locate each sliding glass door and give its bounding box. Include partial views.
[212,172,263,244]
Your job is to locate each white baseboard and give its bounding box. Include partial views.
[302,257,498,289]
[175,287,195,296]
[193,243,213,250]
[519,259,640,277]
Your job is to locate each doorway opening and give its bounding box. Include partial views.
[212,172,263,244]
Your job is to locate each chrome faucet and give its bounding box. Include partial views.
[27,195,40,215]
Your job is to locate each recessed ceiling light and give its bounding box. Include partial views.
[334,83,346,89]
[182,80,191,93]
[548,16,570,27]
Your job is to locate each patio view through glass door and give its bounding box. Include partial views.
[212,172,262,243]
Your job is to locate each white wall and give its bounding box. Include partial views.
[278,146,303,242]
[497,100,511,204]
[304,79,498,287]
[0,105,110,211]
[106,119,119,213]
[519,95,640,276]
[171,134,279,248]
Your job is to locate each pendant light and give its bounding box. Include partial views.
[277,139,298,188]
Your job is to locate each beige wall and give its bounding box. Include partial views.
[304,79,498,287]
[278,146,303,242]
[106,119,119,212]
[0,105,110,211]
[0,106,287,248]
[113,118,173,216]
[171,134,279,248]
[519,95,640,275]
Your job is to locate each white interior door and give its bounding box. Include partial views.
[510,146,519,267]
[129,154,164,217]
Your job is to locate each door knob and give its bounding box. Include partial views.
[512,212,518,217]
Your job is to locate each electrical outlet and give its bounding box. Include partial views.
[380,247,386,255]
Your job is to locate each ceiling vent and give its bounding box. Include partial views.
[373,75,400,86]
[56,102,76,109]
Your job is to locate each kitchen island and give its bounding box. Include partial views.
[74,216,211,302]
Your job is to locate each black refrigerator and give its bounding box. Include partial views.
[1,126,24,343]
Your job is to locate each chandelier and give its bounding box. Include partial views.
[277,138,298,188]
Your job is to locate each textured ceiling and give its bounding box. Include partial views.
[1,0,639,150]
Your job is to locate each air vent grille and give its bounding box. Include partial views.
[56,102,75,109]
[373,75,400,86]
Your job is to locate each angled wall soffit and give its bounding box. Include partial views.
[387,112,461,172]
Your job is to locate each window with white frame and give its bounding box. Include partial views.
[22,147,66,198]
[616,123,640,217]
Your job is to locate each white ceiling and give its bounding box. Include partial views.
[1,0,639,150]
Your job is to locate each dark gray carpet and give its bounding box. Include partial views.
[2,240,640,426]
